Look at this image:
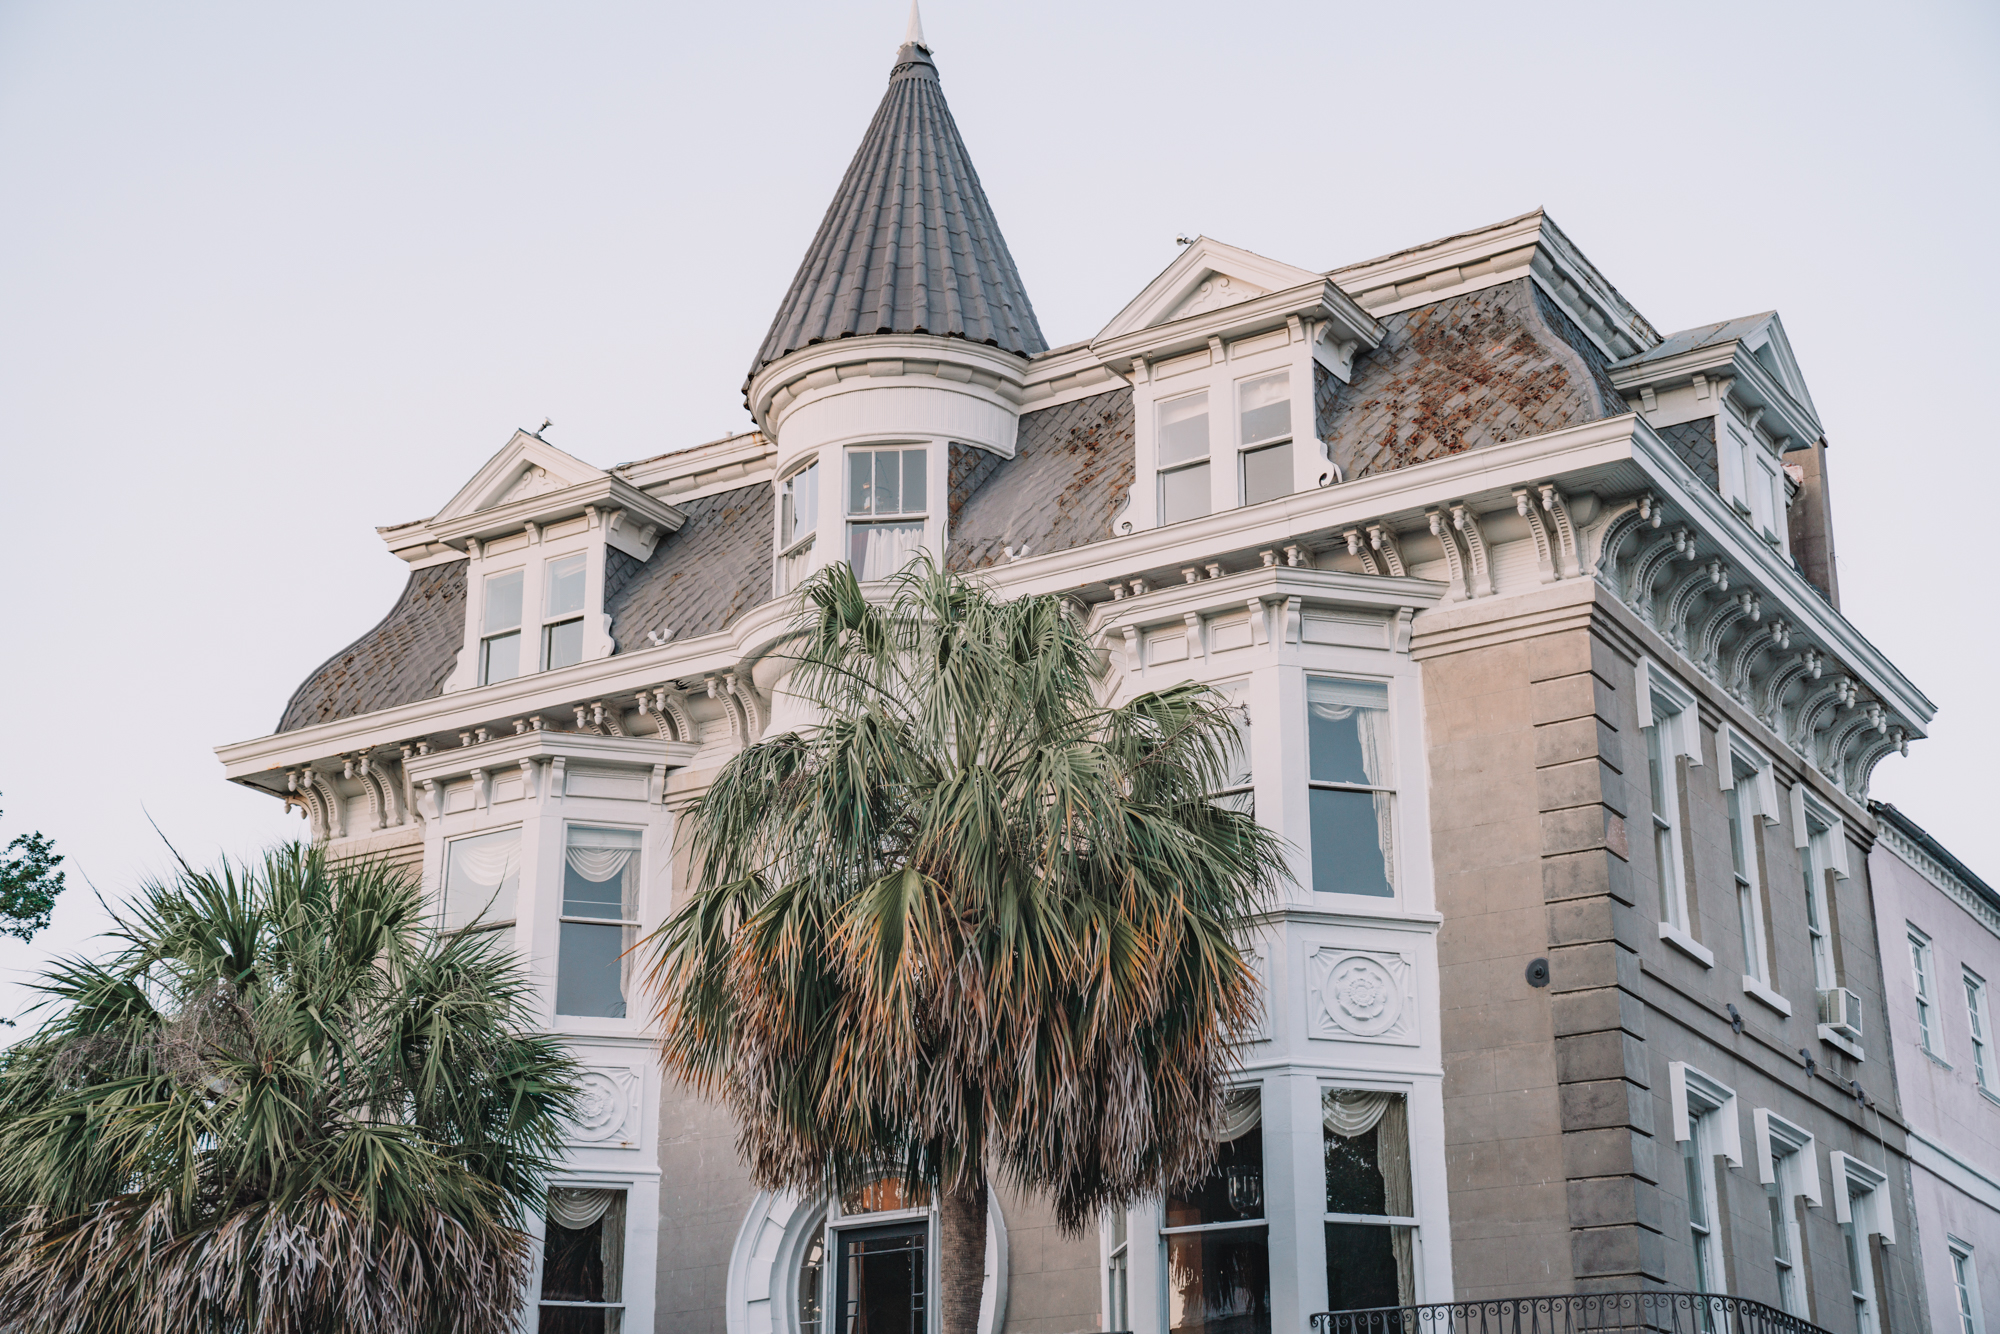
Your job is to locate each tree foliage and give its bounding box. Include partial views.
[649,556,1288,1261]
[0,844,581,1334]
[0,795,65,943]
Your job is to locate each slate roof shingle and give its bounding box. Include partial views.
[748,39,1045,384]
[948,388,1134,572]
[605,483,776,653]
[276,561,467,734]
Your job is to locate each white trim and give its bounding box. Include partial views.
[1668,1061,1743,1166]
[1720,726,1780,824]
[1753,1108,1822,1207]
[1876,820,2000,941]
[1831,1151,1896,1244]
[1907,1128,2000,1212]
[1742,975,1793,1018]
[1660,921,1716,968]
[1792,782,1851,877]
[1636,659,1701,765]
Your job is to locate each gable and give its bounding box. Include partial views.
[432,430,610,525]
[1097,237,1323,341]
[1738,314,1818,420]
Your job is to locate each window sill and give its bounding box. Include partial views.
[1923,1048,1953,1072]
[1742,976,1794,1018]
[1980,1085,2000,1109]
[1818,1025,1864,1061]
[1660,922,1716,968]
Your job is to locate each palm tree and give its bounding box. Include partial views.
[0,844,580,1334]
[650,556,1288,1334]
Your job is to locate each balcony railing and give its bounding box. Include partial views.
[1312,1292,1828,1334]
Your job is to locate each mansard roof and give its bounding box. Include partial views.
[747,36,1045,384]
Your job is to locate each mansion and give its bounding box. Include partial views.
[216,14,1993,1334]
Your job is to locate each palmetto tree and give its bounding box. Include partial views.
[651,557,1288,1334]
[0,845,580,1334]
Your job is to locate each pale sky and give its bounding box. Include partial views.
[1,0,1995,1018]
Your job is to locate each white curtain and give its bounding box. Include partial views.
[1324,1090,1415,1305]
[856,521,922,580]
[548,1187,617,1229]
[546,1189,626,1304]
[1216,1088,1262,1142]
[565,847,635,883]
[445,831,518,931]
[1322,1089,1393,1137]
[1306,679,1396,893]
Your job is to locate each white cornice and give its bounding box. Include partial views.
[404,729,699,786]
[1877,822,2000,942]
[745,333,1033,437]
[1089,279,1383,372]
[1610,342,1823,447]
[1094,236,1329,342]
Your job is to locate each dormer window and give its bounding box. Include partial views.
[847,446,927,579]
[1238,371,1293,506]
[1158,391,1211,524]
[777,460,819,593]
[480,569,525,685]
[542,553,587,670]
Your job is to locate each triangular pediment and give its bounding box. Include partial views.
[1096,238,1323,342]
[433,430,609,524]
[1738,314,1818,420]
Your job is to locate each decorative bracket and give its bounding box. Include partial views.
[1367,524,1407,577]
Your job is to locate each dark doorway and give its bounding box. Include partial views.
[834,1220,928,1334]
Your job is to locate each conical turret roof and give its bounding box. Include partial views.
[748,28,1046,383]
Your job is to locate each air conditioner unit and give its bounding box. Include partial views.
[1818,987,1864,1040]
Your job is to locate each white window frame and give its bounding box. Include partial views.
[1791,784,1842,994]
[844,444,932,581]
[533,1180,635,1331]
[1639,662,1707,965]
[1721,730,1785,1013]
[776,457,820,594]
[1911,925,1943,1059]
[1753,1109,1820,1320]
[1303,675,1397,900]
[440,824,523,939]
[479,565,527,685]
[539,551,589,671]
[554,820,647,1024]
[1235,369,1294,508]
[1965,969,1993,1095]
[1156,388,1212,525]
[1103,1208,1131,1334]
[1670,1063,1740,1299]
[1832,1152,1893,1334]
[1949,1236,1983,1334]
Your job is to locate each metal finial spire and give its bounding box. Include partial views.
[904,0,927,50]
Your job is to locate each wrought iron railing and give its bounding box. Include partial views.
[1311,1291,1829,1334]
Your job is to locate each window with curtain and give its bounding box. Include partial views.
[1322,1089,1415,1313]
[1158,390,1211,525]
[443,828,520,951]
[481,568,525,684]
[557,826,642,1019]
[1306,678,1394,898]
[847,447,926,581]
[543,553,587,670]
[1237,371,1292,507]
[778,460,819,593]
[539,1187,627,1334]
[1162,1088,1268,1334]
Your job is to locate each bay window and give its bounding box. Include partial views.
[557,826,642,1019]
[1323,1089,1415,1312]
[1306,678,1394,898]
[1238,371,1292,507]
[481,568,525,684]
[847,447,926,580]
[1158,391,1211,525]
[543,553,587,671]
[540,1188,627,1333]
[1162,1088,1269,1334]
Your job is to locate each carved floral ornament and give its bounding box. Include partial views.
[1310,947,1416,1045]
[567,1066,642,1147]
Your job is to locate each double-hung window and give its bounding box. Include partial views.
[1323,1088,1416,1311]
[1832,1153,1893,1334]
[540,1187,627,1333]
[542,553,587,671]
[557,826,642,1019]
[1671,1063,1739,1304]
[778,460,819,592]
[1158,391,1211,524]
[1238,371,1292,507]
[1950,1239,1983,1334]
[1911,927,1942,1057]
[1725,758,1773,996]
[1754,1110,1817,1320]
[1162,1088,1269,1334]
[1800,821,1837,993]
[1306,678,1394,898]
[1105,1208,1130,1333]
[847,447,926,580]
[1967,970,1993,1094]
[443,828,520,951]
[1641,677,1698,946]
[481,568,525,684]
